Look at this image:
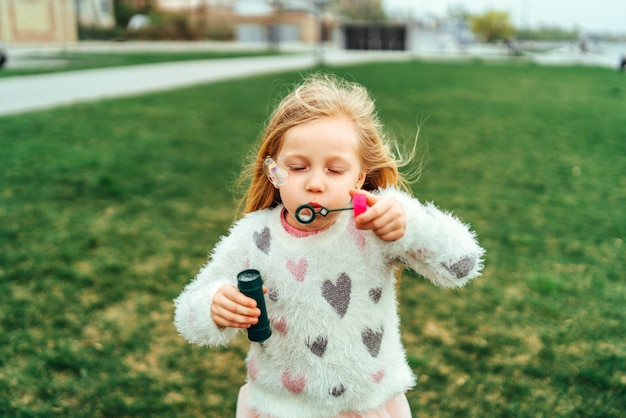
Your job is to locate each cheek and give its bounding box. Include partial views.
[278,185,297,207]
[342,173,363,188]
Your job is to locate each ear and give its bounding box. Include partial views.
[356,171,366,189]
[269,177,280,189]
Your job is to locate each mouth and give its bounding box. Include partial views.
[309,202,332,218]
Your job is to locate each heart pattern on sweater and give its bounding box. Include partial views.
[442,256,475,279]
[348,221,366,250]
[253,227,271,254]
[322,273,351,318]
[286,258,308,282]
[305,335,328,357]
[368,287,382,304]
[271,317,288,336]
[362,327,384,357]
[186,307,196,327]
[281,371,307,394]
[330,384,346,397]
[370,368,385,383]
[247,359,258,382]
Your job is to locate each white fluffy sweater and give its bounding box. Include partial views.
[174,189,484,418]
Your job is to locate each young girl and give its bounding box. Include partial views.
[174,74,484,418]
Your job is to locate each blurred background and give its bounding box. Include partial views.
[1,0,625,69]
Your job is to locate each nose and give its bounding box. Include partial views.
[305,169,325,193]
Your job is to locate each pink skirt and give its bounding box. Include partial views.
[236,384,411,418]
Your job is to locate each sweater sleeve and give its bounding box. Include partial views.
[379,188,485,288]
[173,218,253,347]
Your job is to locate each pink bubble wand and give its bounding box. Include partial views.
[295,194,367,224]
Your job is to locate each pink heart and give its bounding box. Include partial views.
[248,359,258,382]
[271,317,288,336]
[349,222,366,250]
[286,258,308,282]
[281,371,306,394]
[370,368,385,383]
[186,307,196,327]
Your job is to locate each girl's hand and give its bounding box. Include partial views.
[211,284,266,329]
[350,189,406,241]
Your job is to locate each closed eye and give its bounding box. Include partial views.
[327,168,346,174]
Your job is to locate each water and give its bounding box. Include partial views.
[408,29,626,69]
[531,41,626,69]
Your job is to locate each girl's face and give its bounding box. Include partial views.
[276,115,366,232]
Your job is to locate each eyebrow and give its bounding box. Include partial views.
[281,154,353,165]
[325,156,353,167]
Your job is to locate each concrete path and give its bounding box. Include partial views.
[0,50,409,117]
[4,42,617,118]
[0,54,313,117]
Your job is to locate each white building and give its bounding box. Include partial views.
[157,0,233,11]
[157,0,324,45]
[0,0,77,43]
[76,0,115,28]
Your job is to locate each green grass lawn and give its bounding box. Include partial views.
[1,59,625,417]
[0,49,280,78]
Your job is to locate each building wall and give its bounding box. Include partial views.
[76,0,115,28]
[232,12,320,44]
[0,0,77,43]
[158,0,232,11]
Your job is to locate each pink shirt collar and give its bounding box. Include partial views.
[281,208,329,238]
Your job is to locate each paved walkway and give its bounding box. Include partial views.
[3,42,619,118]
[0,50,409,117]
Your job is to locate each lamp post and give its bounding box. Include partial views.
[267,0,285,51]
[311,0,330,65]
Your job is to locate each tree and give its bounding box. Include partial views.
[335,0,386,22]
[469,10,515,42]
[113,0,155,27]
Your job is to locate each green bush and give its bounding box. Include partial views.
[78,25,126,41]
[126,14,202,41]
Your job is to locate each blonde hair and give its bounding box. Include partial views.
[237,73,412,215]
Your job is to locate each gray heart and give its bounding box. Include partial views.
[368,287,382,304]
[305,335,328,357]
[362,327,384,357]
[330,384,346,397]
[322,273,351,318]
[253,227,271,255]
[442,256,474,279]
